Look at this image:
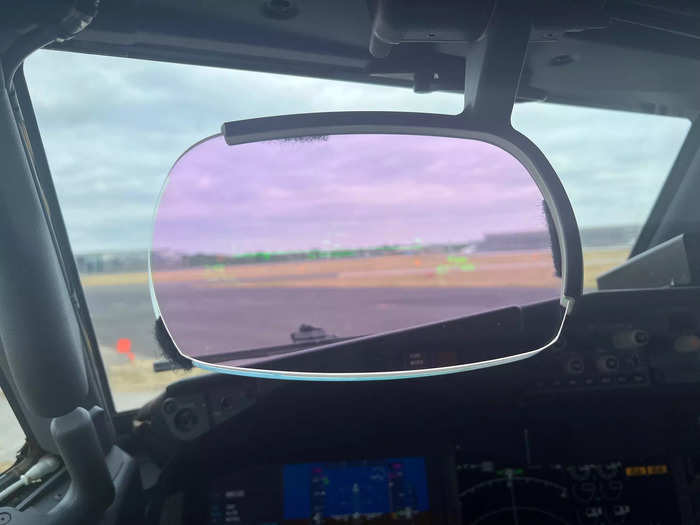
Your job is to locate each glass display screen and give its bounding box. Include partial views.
[201,453,679,524]
[204,457,430,525]
[456,457,680,524]
[283,458,429,523]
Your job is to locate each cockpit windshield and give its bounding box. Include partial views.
[24,50,690,407]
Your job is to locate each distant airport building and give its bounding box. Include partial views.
[75,251,147,274]
[77,225,642,273]
[474,225,640,253]
[476,230,551,252]
[579,225,639,248]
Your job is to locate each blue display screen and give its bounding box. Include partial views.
[283,457,429,521]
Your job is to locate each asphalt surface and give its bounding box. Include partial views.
[83,283,558,361]
[82,284,165,361]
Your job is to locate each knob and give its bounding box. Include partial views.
[162,397,177,415]
[174,408,199,433]
[612,329,649,349]
[596,354,619,373]
[564,354,585,375]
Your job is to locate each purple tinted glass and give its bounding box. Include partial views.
[151,134,561,364]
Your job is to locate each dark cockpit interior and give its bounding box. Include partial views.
[3,2,700,525]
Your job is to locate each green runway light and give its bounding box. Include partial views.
[435,255,477,275]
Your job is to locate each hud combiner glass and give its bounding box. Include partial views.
[149,112,583,380]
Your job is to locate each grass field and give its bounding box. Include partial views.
[106,357,208,392]
[81,248,628,291]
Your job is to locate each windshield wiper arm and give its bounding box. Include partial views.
[290,323,337,344]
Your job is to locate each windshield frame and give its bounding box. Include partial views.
[630,118,700,256]
[13,66,117,416]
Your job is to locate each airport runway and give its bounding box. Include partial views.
[83,283,163,361]
[82,283,558,361]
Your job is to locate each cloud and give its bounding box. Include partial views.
[153,134,545,254]
[513,104,690,228]
[24,50,690,254]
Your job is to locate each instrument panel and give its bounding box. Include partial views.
[185,452,681,525]
[150,290,700,525]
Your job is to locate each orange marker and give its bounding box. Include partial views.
[116,338,135,362]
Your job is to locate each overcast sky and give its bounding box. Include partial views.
[24,49,691,254]
[154,134,546,255]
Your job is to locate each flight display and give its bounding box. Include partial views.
[205,457,430,525]
[457,457,679,524]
